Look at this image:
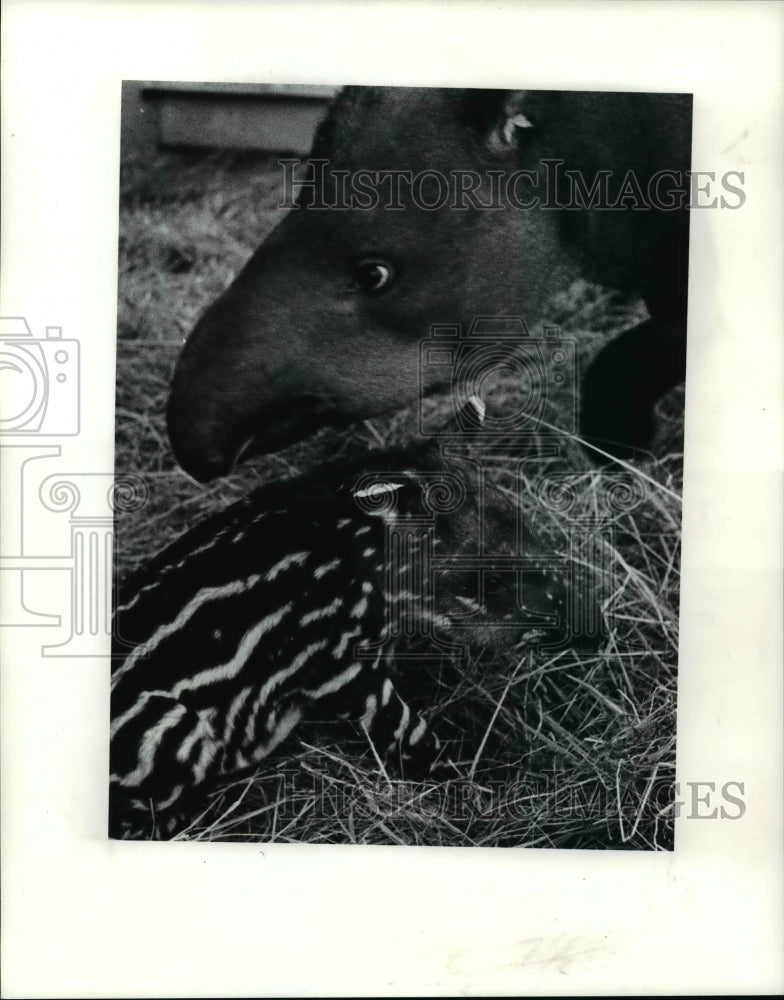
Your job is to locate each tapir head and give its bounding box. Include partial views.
[167,87,569,481]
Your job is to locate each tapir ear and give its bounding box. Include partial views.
[416,395,487,462]
[462,89,535,159]
[440,395,486,437]
[416,395,488,458]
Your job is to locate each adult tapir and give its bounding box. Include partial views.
[167,87,692,482]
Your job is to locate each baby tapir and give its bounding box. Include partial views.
[168,86,692,482]
[110,406,568,839]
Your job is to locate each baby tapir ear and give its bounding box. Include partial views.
[461,395,486,429]
[437,394,487,438]
[408,395,487,468]
[406,394,487,466]
[461,89,535,159]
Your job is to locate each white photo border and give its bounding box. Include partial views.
[1,1,782,996]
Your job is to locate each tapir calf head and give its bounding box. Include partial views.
[167,87,574,481]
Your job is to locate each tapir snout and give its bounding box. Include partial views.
[167,198,474,479]
[168,86,691,481]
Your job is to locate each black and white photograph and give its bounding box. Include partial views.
[112,83,691,847]
[2,2,782,997]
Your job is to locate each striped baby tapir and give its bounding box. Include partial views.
[110,404,569,839]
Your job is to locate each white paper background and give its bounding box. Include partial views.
[1,1,782,996]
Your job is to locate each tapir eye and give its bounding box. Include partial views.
[351,259,395,295]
